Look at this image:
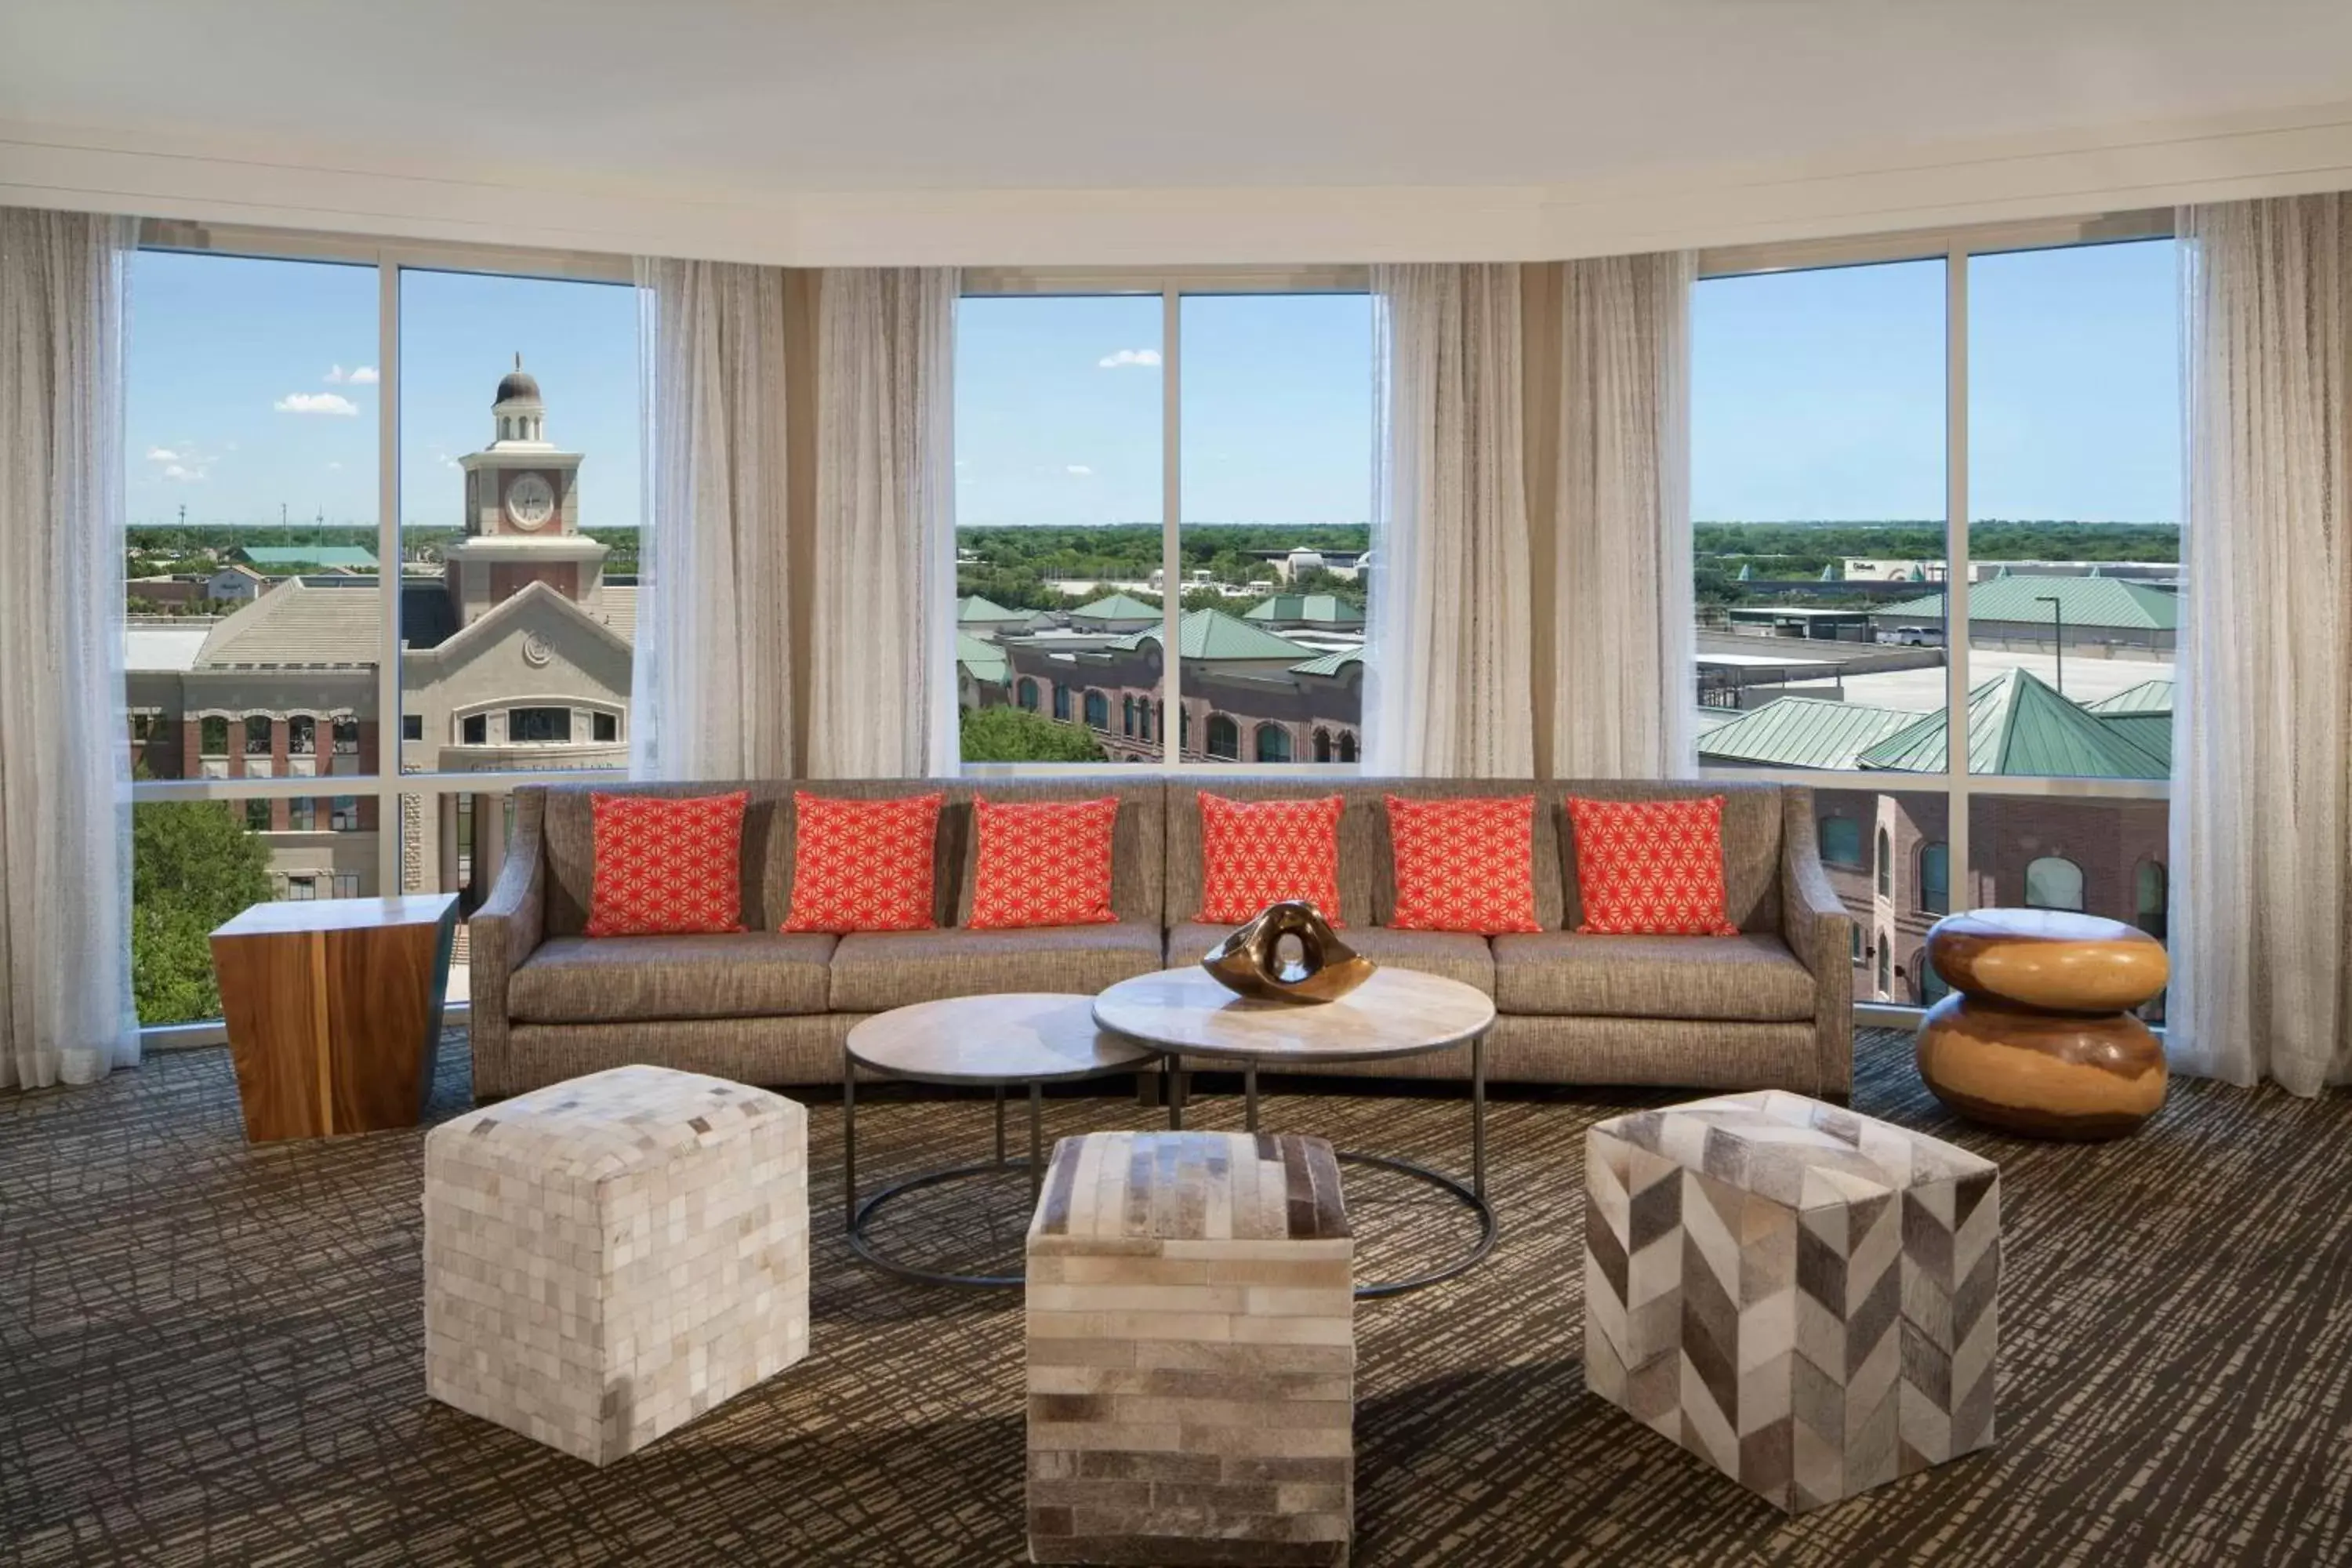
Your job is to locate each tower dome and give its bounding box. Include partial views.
[495,353,543,408]
[491,354,546,445]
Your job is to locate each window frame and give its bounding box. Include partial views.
[126,221,638,1044]
[955,266,1372,778]
[1693,210,2177,1020]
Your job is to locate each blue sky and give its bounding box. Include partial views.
[127,238,2178,532]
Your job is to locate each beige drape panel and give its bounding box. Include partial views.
[2171,194,2352,1094]
[806,268,960,779]
[0,207,139,1090]
[1367,263,1536,776]
[1529,252,1697,779]
[631,258,799,781]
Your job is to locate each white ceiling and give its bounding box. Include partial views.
[4,0,2352,262]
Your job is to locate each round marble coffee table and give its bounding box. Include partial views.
[1092,966,1499,1298]
[844,993,1158,1288]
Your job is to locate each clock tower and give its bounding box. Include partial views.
[444,356,608,628]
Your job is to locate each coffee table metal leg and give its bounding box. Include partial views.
[1169,1062,1187,1131]
[1029,1083,1044,1203]
[842,1058,857,1231]
[1245,1062,1260,1134]
[994,1084,1007,1167]
[1472,1033,1487,1200]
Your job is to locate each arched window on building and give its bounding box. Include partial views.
[1053,683,1071,721]
[1180,707,1190,750]
[244,715,272,756]
[1918,840,1950,915]
[1122,695,1136,736]
[1875,939,1891,997]
[1016,677,1039,711]
[2026,855,2085,912]
[1875,827,1893,896]
[1850,925,1863,964]
[1819,815,1863,868]
[1255,724,1292,763]
[288,714,317,757]
[1338,731,1358,764]
[1914,947,1950,1005]
[1083,689,1109,731]
[1206,714,1240,760]
[1311,728,1332,763]
[2135,859,2168,939]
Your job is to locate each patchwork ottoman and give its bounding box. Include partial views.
[1584,1091,1999,1514]
[423,1065,809,1465]
[1026,1130,1354,1566]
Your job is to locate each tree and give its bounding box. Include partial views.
[131,800,274,1025]
[959,706,1107,764]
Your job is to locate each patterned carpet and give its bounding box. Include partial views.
[5,1029,2351,1566]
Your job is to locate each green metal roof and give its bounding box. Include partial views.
[1287,648,1364,677]
[1857,668,2169,779]
[234,545,378,569]
[955,594,1031,622]
[2099,713,2172,770]
[1244,593,1366,626]
[1878,575,2179,631]
[955,630,1008,685]
[1694,699,1922,771]
[1070,592,1162,620]
[2087,677,2175,714]
[1113,608,1315,661]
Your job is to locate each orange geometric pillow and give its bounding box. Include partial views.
[1196,792,1345,926]
[781,792,945,934]
[1385,795,1542,935]
[585,790,748,937]
[1566,795,1740,937]
[969,795,1121,931]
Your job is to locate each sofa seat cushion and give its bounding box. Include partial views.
[1490,931,1813,1022]
[509,932,836,1024]
[1166,922,1495,997]
[828,924,1166,1014]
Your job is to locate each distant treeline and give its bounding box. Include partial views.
[958,523,1369,613]
[1693,521,2180,608]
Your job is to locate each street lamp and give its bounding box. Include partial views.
[2037,593,2064,696]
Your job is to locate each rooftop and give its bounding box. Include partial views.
[955,594,1033,623]
[1694,699,1921,771]
[1069,592,1162,621]
[1877,574,2180,631]
[1857,668,2169,779]
[1112,607,1316,662]
[1245,593,1365,626]
[956,630,1009,685]
[1288,648,1365,677]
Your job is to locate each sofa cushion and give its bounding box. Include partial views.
[585,789,749,937]
[1165,922,1495,997]
[783,791,947,933]
[1385,793,1542,935]
[1489,931,1814,1022]
[827,924,1166,1013]
[969,794,1120,930]
[1194,792,1345,924]
[508,932,836,1024]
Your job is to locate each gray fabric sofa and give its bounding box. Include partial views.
[469,777,1853,1102]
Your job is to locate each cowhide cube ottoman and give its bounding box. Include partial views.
[423,1065,809,1466]
[1026,1130,1354,1566]
[1584,1091,1999,1514]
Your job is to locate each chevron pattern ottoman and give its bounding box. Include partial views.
[1583,1091,1999,1514]
[1025,1130,1355,1566]
[423,1065,810,1466]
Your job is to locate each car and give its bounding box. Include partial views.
[1889,625,1944,647]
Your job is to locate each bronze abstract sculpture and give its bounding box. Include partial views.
[1200,900,1376,1004]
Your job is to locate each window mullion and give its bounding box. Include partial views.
[1161,286,1181,768]
[376,254,404,898]
[1944,245,1972,913]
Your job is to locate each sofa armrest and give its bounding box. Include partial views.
[465,789,548,1101]
[1779,790,1856,1098]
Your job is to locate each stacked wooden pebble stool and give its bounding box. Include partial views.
[1584,1091,2001,1514]
[423,1065,811,1465]
[1025,1130,1355,1566]
[1915,909,2171,1139]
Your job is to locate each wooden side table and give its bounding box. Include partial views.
[209,893,460,1142]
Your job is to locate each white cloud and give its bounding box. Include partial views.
[1097,348,1161,369]
[1065,464,1094,475]
[162,463,206,482]
[275,391,360,416]
[326,364,380,385]
[325,460,343,471]
[145,446,180,463]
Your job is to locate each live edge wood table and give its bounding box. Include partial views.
[209,893,459,1143]
[1093,965,1500,1298]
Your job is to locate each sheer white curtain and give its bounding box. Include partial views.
[1367,263,1535,776]
[2170,194,2352,1095]
[630,258,797,781]
[1550,252,1697,779]
[0,208,138,1090]
[806,268,960,779]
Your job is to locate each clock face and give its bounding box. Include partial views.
[504,472,557,530]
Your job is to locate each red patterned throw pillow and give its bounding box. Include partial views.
[970,795,1121,930]
[585,790,749,937]
[1196,792,1345,926]
[781,792,946,934]
[1385,795,1542,935]
[1565,795,1740,937]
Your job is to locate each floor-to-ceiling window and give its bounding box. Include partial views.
[1690,223,2178,1011]
[953,274,1373,768]
[123,227,638,1029]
